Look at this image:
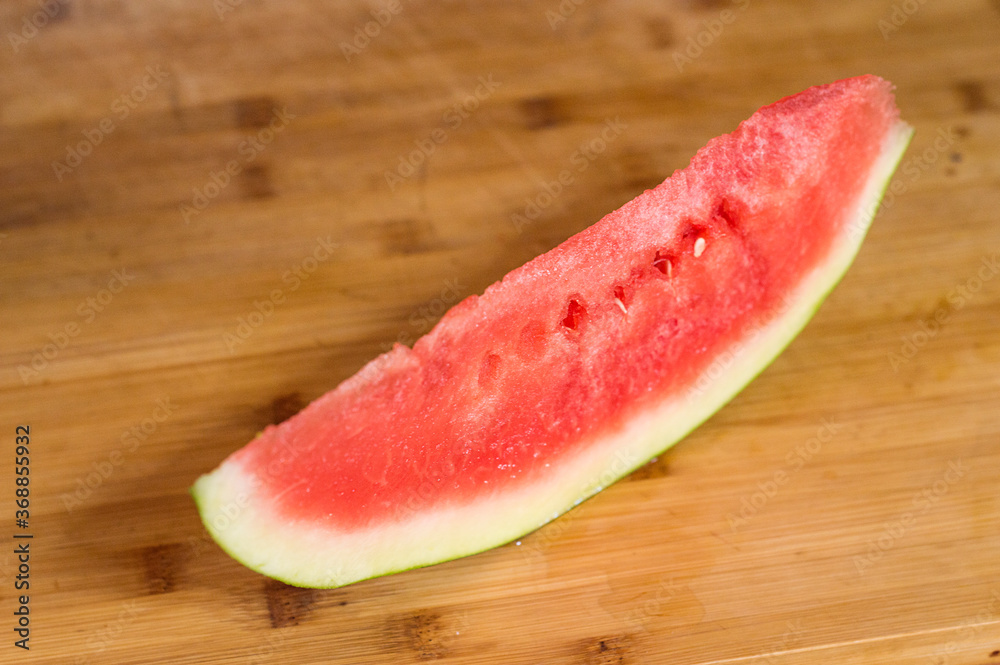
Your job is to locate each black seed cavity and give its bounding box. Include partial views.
[681,223,702,240]
[714,198,741,233]
[653,250,673,275]
[562,299,586,330]
[479,352,502,386]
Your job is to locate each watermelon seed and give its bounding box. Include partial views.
[653,251,673,277]
[694,237,706,257]
[613,285,628,314]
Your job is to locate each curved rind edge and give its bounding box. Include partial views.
[192,120,914,589]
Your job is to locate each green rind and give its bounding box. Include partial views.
[192,120,913,589]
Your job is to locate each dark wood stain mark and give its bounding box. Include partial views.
[0,202,38,229]
[521,96,562,130]
[376,217,436,255]
[241,163,276,199]
[582,635,632,665]
[393,610,451,660]
[927,296,952,325]
[142,543,185,595]
[168,82,183,125]
[955,81,991,113]
[645,17,674,48]
[264,579,316,628]
[48,1,72,23]
[270,392,304,425]
[626,457,671,481]
[687,0,729,9]
[234,96,279,130]
[956,125,971,139]
[174,101,239,133]
[990,649,1000,657]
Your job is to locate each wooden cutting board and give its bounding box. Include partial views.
[2,1,998,663]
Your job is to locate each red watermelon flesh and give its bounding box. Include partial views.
[193,75,912,588]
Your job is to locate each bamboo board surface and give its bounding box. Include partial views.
[2,1,999,663]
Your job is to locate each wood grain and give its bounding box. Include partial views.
[1,0,998,663]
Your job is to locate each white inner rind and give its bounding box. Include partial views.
[193,121,913,589]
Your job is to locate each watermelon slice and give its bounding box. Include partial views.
[193,75,912,589]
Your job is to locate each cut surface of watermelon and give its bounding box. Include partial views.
[193,75,912,588]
